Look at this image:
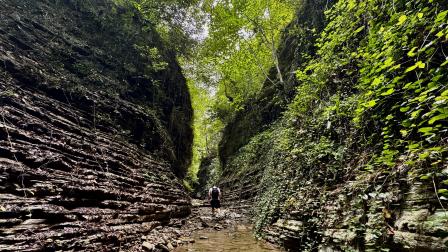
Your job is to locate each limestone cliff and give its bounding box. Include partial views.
[0,0,192,250]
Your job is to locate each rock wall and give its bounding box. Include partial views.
[0,0,192,250]
[217,0,448,251]
[219,119,448,252]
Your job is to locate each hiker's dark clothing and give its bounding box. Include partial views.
[209,187,221,209]
[210,199,221,208]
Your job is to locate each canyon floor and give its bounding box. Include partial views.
[139,199,280,252]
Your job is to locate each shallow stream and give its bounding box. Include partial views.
[174,225,282,252]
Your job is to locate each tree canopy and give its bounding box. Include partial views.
[177,0,297,184]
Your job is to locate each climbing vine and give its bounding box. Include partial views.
[292,0,448,193]
[223,0,448,250]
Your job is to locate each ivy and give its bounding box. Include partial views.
[223,0,448,249]
[290,0,448,172]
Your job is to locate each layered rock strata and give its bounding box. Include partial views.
[0,0,192,250]
[219,139,448,251]
[0,81,190,251]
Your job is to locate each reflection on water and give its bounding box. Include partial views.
[174,225,282,252]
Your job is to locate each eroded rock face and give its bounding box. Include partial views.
[0,0,192,250]
[219,119,447,252]
[220,148,448,251]
[0,83,191,250]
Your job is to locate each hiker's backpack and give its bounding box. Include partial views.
[211,187,219,200]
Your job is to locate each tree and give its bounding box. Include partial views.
[196,0,296,121]
[126,0,206,57]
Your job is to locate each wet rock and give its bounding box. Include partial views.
[173,229,181,237]
[394,231,446,251]
[162,235,169,244]
[236,225,248,231]
[318,246,339,252]
[200,218,210,228]
[142,242,155,251]
[324,229,357,243]
[273,219,302,232]
[157,244,170,252]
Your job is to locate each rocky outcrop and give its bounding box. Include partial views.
[0,0,193,176]
[0,0,192,250]
[219,125,448,251]
[260,170,448,251]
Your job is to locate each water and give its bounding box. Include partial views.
[174,225,282,252]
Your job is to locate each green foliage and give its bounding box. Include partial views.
[180,0,297,181]
[349,0,448,171]
[290,0,448,172]
[134,45,169,72]
[221,0,448,250]
[189,0,296,122]
[184,77,223,183]
[123,0,204,56]
[183,179,194,193]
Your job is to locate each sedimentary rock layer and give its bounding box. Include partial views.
[0,0,192,250]
[219,141,448,251]
[0,83,190,250]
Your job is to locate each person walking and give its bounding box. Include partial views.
[208,186,221,215]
